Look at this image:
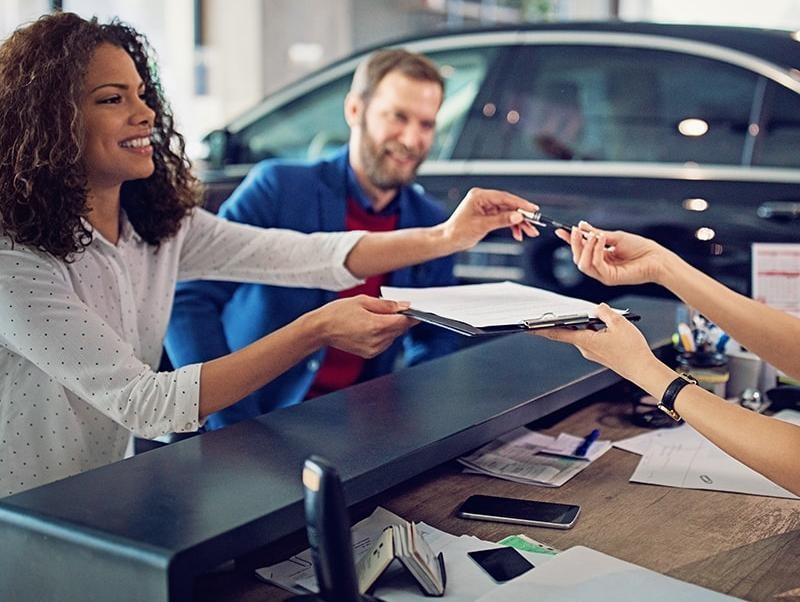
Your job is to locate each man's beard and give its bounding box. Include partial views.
[358,119,427,191]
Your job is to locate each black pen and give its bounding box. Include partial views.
[516,208,574,230]
[518,208,614,249]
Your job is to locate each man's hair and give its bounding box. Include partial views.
[350,48,444,106]
[0,12,200,261]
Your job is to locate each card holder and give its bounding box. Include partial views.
[356,523,446,597]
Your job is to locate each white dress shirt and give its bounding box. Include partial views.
[0,208,364,496]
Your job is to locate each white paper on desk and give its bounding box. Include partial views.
[381,281,626,327]
[540,431,612,461]
[620,422,799,499]
[475,546,738,601]
[459,427,611,487]
[256,504,554,600]
[614,424,699,456]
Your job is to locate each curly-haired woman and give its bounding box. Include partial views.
[0,12,539,496]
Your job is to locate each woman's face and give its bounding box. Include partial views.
[80,43,156,191]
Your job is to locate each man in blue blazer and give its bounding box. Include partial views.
[165,49,460,430]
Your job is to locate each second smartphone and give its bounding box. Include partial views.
[457,494,581,529]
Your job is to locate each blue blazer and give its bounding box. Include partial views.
[165,147,459,430]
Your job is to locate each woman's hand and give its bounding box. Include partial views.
[555,221,670,287]
[442,188,540,249]
[534,303,657,383]
[311,295,416,358]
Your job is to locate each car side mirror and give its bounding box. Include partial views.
[203,128,231,168]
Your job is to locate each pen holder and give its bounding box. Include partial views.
[676,351,729,397]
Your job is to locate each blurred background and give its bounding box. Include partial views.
[2,0,799,301]
[3,0,800,152]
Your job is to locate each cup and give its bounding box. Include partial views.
[725,349,763,400]
[676,351,729,397]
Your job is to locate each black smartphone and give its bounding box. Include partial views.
[457,494,580,529]
[467,546,534,583]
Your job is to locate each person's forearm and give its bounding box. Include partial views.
[197,312,324,418]
[657,252,800,379]
[344,224,457,279]
[674,386,800,496]
[627,356,800,496]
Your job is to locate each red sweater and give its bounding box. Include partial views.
[305,197,399,399]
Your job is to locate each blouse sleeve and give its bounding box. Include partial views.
[176,207,365,290]
[0,243,203,438]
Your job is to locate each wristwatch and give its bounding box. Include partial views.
[657,373,697,421]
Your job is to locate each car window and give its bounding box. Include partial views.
[232,46,497,164]
[236,75,352,163]
[754,82,800,167]
[461,44,759,165]
[424,46,498,160]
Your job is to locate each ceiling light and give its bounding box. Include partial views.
[678,118,709,137]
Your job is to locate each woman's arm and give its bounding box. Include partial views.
[559,224,800,380]
[344,188,539,278]
[537,305,800,496]
[657,252,800,380]
[197,295,413,417]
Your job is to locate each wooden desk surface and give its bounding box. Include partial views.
[197,390,800,602]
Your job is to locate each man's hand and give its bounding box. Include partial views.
[311,295,416,358]
[442,188,540,251]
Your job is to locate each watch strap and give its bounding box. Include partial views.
[657,373,697,421]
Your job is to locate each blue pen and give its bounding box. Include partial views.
[573,429,600,457]
[716,333,730,353]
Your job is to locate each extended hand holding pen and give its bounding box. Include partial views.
[444,188,540,247]
[554,222,668,287]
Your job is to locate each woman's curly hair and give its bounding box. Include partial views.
[0,12,200,261]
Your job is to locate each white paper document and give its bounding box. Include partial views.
[381,281,629,333]
[255,506,551,601]
[614,410,800,499]
[476,546,738,601]
[459,427,612,487]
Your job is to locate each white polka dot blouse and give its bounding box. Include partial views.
[0,208,364,496]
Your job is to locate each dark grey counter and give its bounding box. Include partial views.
[0,295,677,601]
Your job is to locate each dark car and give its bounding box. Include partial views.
[198,21,800,301]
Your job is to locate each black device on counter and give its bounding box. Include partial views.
[457,494,581,529]
[288,455,383,602]
[467,546,535,583]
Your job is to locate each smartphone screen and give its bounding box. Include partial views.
[457,494,580,529]
[467,546,534,582]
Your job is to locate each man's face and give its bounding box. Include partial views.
[350,71,442,191]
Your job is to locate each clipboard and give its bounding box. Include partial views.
[382,282,639,337]
[403,308,640,336]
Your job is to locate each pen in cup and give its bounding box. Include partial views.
[677,322,696,353]
[573,428,600,457]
